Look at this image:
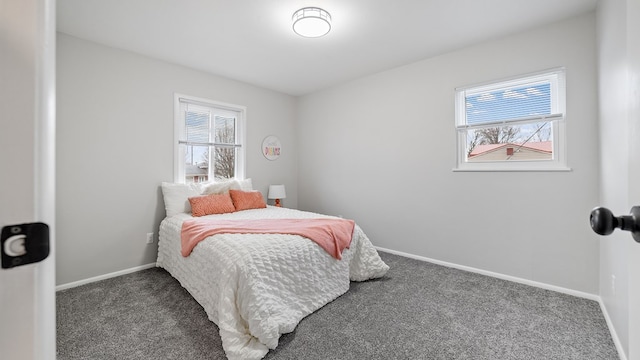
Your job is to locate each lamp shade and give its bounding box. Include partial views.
[268,185,286,199]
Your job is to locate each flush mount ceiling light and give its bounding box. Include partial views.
[292,7,331,38]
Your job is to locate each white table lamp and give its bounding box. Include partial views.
[268,185,286,207]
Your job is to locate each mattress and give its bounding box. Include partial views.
[156,206,389,360]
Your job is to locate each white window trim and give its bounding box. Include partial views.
[453,68,571,172]
[173,93,247,183]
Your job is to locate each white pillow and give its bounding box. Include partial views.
[201,178,253,195]
[201,178,237,195]
[237,178,253,191]
[161,182,202,217]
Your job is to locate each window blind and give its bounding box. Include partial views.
[465,82,552,125]
[185,106,210,143]
[178,100,241,148]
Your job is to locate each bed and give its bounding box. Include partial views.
[156,180,389,360]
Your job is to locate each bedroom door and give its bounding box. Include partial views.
[628,2,640,358]
[628,95,640,360]
[0,0,57,359]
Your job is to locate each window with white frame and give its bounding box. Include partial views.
[174,94,245,183]
[454,69,568,171]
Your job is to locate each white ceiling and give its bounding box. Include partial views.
[57,0,597,96]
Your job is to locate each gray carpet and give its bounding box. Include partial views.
[57,252,618,360]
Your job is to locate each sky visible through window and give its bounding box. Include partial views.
[466,83,551,125]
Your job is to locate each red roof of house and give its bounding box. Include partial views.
[469,141,552,157]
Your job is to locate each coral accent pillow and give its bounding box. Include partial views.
[229,190,267,211]
[188,193,236,217]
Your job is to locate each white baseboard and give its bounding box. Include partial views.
[375,246,599,301]
[598,298,628,360]
[56,263,157,291]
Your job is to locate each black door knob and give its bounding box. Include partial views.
[590,206,640,243]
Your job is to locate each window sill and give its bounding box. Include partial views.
[453,164,572,172]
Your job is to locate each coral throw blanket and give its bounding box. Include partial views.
[181,218,355,260]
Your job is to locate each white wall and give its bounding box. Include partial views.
[297,13,600,294]
[56,33,298,285]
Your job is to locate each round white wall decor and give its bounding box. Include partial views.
[262,136,281,161]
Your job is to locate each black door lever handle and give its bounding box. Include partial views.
[590,206,640,243]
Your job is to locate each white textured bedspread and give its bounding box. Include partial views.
[156,206,389,360]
